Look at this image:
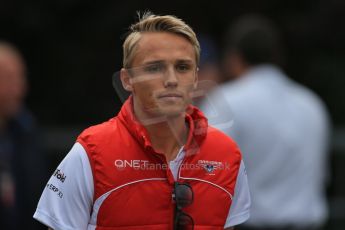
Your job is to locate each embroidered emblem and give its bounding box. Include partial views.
[198,160,229,175]
[204,164,215,173]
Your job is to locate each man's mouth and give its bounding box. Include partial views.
[159,93,182,98]
[157,93,183,101]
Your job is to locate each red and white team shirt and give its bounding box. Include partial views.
[34,98,250,230]
[34,144,250,229]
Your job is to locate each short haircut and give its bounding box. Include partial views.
[122,12,200,68]
[224,15,284,67]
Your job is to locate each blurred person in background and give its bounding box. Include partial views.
[201,15,330,230]
[193,34,223,107]
[0,41,46,229]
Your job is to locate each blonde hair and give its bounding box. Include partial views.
[123,12,200,68]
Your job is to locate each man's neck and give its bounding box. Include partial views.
[138,113,188,162]
[150,116,187,161]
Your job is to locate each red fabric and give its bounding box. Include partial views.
[77,97,242,229]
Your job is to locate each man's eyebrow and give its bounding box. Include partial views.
[174,58,196,64]
[142,60,165,66]
[142,59,195,65]
[176,59,194,64]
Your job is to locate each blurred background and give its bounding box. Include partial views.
[0,0,344,229]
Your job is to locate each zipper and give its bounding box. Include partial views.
[177,147,187,181]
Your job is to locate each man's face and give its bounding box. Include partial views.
[121,32,198,119]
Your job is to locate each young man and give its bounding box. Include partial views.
[34,12,250,230]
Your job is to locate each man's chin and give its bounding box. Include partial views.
[159,105,187,116]
[144,106,186,121]
[156,110,184,119]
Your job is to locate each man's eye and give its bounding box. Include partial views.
[176,64,191,72]
[145,64,163,73]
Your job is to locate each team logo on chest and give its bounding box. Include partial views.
[114,159,168,171]
[198,160,229,175]
[204,164,215,173]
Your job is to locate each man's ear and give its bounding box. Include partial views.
[120,68,133,92]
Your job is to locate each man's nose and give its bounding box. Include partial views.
[163,67,178,88]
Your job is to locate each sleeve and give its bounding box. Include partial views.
[224,160,251,228]
[33,142,94,230]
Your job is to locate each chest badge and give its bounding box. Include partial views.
[204,164,215,173]
[198,160,228,176]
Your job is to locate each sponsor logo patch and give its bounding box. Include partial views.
[198,160,229,175]
[204,164,215,173]
[114,159,168,171]
[54,169,66,183]
[46,183,63,199]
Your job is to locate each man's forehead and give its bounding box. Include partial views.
[139,33,192,49]
[132,32,196,66]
